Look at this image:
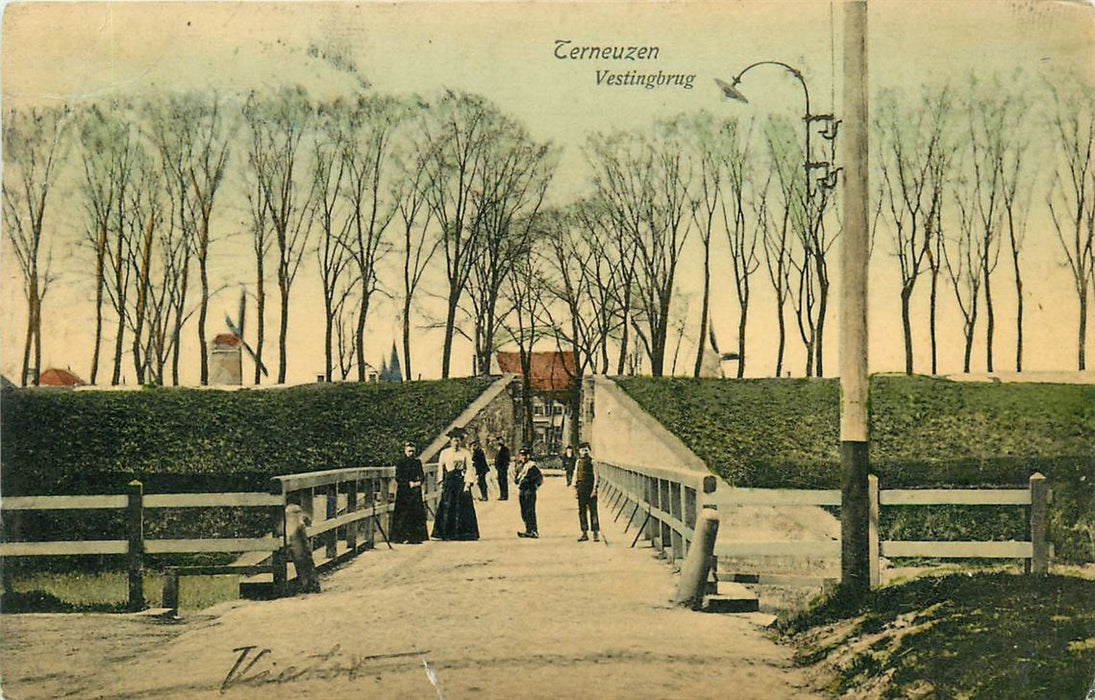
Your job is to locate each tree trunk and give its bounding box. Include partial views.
[774,303,786,378]
[255,258,266,385]
[737,299,748,379]
[901,285,914,375]
[402,295,413,381]
[984,260,995,373]
[91,247,105,385]
[929,268,939,375]
[198,246,210,385]
[815,274,829,377]
[20,289,34,386]
[693,244,711,378]
[278,271,290,384]
[324,295,334,382]
[1012,253,1023,373]
[441,286,460,379]
[1079,289,1088,371]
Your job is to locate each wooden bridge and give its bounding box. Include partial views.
[0,475,820,699]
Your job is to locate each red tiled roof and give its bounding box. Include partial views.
[38,368,86,386]
[213,333,241,348]
[496,351,576,393]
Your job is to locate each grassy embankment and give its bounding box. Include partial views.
[0,377,495,611]
[617,375,1094,698]
[616,374,1093,562]
[784,572,1095,699]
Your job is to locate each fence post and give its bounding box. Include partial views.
[269,478,288,597]
[126,480,145,612]
[868,474,880,589]
[1028,472,1048,574]
[346,479,359,552]
[325,483,338,560]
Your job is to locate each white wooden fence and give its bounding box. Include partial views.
[712,472,1049,588]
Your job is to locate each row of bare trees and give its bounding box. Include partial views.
[4,73,1094,388]
[874,72,1095,374]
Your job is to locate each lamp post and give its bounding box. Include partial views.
[715,61,840,206]
[717,6,872,597]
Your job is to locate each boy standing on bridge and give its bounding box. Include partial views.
[574,442,600,542]
[514,448,543,538]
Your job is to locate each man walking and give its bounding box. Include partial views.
[494,437,511,501]
[574,442,600,542]
[561,445,576,487]
[472,439,490,501]
[514,448,543,538]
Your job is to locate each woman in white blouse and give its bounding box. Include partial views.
[431,426,480,540]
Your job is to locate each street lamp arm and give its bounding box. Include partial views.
[725,60,810,117]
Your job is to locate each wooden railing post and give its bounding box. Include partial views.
[346,479,359,552]
[1028,472,1048,574]
[269,478,288,597]
[868,474,880,589]
[126,480,145,612]
[325,483,338,560]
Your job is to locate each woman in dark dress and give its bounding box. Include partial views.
[390,441,429,544]
[431,427,479,541]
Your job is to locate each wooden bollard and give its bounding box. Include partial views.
[162,568,180,615]
[285,504,320,594]
[671,507,719,609]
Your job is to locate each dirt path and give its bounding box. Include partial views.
[1,477,823,699]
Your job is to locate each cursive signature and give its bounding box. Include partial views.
[220,644,424,693]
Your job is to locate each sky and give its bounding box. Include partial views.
[2,0,1093,385]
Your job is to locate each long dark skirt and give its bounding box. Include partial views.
[431,469,479,541]
[390,484,428,544]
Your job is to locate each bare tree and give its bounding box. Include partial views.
[146,92,233,385]
[503,243,547,444]
[718,118,761,377]
[311,99,354,382]
[587,120,695,376]
[2,105,70,386]
[572,196,639,374]
[393,109,441,382]
[947,172,986,373]
[758,169,792,376]
[124,148,165,384]
[341,94,404,382]
[963,75,1017,373]
[678,112,723,378]
[874,85,954,374]
[243,158,273,385]
[243,86,317,384]
[420,91,499,378]
[1045,75,1095,371]
[465,118,555,375]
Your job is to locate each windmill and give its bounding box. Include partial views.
[224,287,269,379]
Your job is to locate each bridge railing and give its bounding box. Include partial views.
[0,462,443,610]
[266,462,441,594]
[596,461,717,562]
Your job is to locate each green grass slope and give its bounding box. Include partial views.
[1,377,495,495]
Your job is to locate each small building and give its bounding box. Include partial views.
[37,368,86,387]
[494,350,577,456]
[210,333,243,385]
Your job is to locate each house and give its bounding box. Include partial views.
[37,368,86,387]
[494,350,577,456]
